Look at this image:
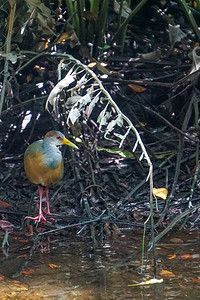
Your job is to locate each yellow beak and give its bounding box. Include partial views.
[62,137,79,149]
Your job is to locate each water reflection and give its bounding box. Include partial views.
[0,230,200,299]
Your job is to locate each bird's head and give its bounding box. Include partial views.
[44,131,78,149]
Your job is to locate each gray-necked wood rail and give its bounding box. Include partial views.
[24,130,78,222]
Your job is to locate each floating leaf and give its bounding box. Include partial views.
[192,278,200,284]
[128,278,163,286]
[160,270,175,278]
[13,283,29,290]
[170,238,184,244]
[168,254,176,260]
[153,187,168,200]
[49,264,61,269]
[180,254,192,259]
[22,269,35,275]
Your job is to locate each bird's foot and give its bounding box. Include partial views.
[25,213,47,223]
[44,208,51,215]
[43,210,55,221]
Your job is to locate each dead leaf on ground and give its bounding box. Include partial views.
[128,84,147,93]
[153,187,168,200]
[0,200,11,207]
[170,238,184,244]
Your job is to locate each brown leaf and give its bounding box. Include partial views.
[17,254,28,258]
[83,11,99,23]
[170,238,184,244]
[0,200,11,208]
[160,269,175,278]
[56,32,71,44]
[128,84,146,93]
[192,278,200,284]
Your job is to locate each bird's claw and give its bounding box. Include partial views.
[25,214,47,223]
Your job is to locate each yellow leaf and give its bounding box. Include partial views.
[128,278,163,286]
[56,32,71,44]
[153,187,168,200]
[49,264,61,269]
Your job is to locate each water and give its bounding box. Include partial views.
[0,229,200,299]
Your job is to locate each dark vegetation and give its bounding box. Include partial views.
[0,0,200,276]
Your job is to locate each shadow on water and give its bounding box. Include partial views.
[0,229,200,299]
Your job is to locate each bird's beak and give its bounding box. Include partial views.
[62,137,79,149]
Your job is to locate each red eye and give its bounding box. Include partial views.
[56,136,61,140]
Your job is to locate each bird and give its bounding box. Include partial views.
[24,130,78,222]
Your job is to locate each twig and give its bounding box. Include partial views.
[0,0,16,116]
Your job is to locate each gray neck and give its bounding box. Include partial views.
[43,139,62,169]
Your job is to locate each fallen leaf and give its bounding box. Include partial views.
[128,84,146,93]
[0,200,11,207]
[153,187,168,200]
[83,11,99,23]
[170,238,184,244]
[128,278,163,286]
[22,269,34,274]
[0,220,13,229]
[88,62,96,68]
[17,254,28,258]
[180,254,192,259]
[49,264,61,269]
[13,283,28,290]
[56,32,71,44]
[19,239,29,243]
[168,254,176,260]
[160,270,175,278]
[192,278,200,284]
[0,276,4,281]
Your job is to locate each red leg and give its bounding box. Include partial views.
[25,185,47,222]
[45,186,51,215]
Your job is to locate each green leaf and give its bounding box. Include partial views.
[97,146,134,158]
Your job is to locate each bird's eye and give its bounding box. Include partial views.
[56,136,62,140]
